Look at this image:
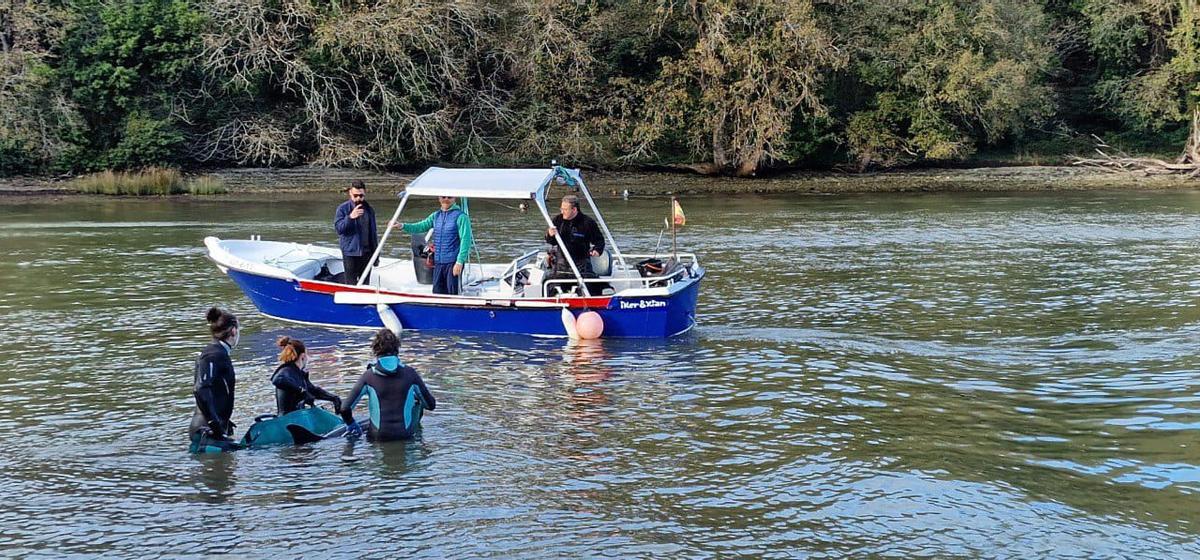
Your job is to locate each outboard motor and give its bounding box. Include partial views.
[411,233,434,285]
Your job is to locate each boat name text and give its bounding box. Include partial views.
[619,299,667,310]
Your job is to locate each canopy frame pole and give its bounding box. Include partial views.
[462,197,485,281]
[357,191,410,286]
[535,192,592,298]
[558,167,630,275]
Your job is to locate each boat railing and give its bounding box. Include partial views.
[619,252,701,268]
[543,277,621,297]
[543,260,697,295]
[500,249,541,296]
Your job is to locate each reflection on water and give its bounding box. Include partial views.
[190,454,239,502]
[2,191,1200,556]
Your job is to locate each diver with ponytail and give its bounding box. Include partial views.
[271,336,342,415]
[188,307,244,453]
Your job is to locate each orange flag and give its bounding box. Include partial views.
[672,199,686,226]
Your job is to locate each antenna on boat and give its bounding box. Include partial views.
[652,222,666,257]
[671,196,678,263]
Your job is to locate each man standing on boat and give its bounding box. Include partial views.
[399,195,474,295]
[333,180,379,285]
[545,194,605,292]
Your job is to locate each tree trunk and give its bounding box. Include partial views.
[669,162,722,175]
[735,148,762,177]
[710,117,728,172]
[1184,106,1200,165]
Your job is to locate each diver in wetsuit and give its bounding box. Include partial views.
[339,329,436,441]
[189,307,243,453]
[271,336,341,415]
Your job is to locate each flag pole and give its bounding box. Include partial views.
[671,196,678,263]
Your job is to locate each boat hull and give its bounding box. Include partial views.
[226,269,701,338]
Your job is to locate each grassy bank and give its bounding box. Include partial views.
[184,165,1199,196]
[69,168,227,195]
[0,164,1195,199]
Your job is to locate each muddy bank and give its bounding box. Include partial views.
[0,165,1194,198]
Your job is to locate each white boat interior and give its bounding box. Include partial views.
[206,237,701,300]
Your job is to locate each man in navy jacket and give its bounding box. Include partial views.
[333,180,379,285]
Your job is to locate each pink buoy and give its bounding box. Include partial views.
[576,311,604,340]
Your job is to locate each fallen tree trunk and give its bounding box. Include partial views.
[1072,113,1200,178]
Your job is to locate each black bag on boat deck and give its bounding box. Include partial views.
[315,264,344,284]
[637,258,665,277]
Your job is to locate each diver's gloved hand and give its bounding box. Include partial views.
[208,420,227,438]
[330,396,343,411]
[344,421,363,438]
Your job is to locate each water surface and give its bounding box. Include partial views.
[2,189,1200,557]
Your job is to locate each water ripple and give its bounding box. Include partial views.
[3,192,1200,556]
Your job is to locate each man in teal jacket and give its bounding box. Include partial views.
[400,195,474,295]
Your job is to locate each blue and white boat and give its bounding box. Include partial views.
[204,166,703,338]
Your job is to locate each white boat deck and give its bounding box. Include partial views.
[206,237,700,301]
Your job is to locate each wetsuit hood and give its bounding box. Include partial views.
[372,355,403,375]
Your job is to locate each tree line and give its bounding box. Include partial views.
[0,0,1196,177]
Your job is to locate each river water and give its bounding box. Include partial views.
[3,189,1200,558]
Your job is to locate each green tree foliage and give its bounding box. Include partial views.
[58,0,203,170]
[486,0,616,165]
[842,0,1058,169]
[0,2,80,174]
[1083,0,1200,161]
[0,0,1196,176]
[624,0,845,176]
[196,0,494,167]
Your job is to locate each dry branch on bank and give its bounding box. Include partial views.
[1072,113,1200,178]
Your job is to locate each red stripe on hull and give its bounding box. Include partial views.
[295,279,612,309]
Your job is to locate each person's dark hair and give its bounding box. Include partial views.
[206,307,238,341]
[371,328,400,357]
[562,194,580,209]
[347,179,365,192]
[276,336,306,364]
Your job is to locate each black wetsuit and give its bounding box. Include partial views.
[339,356,436,441]
[189,341,241,452]
[271,362,341,415]
[545,211,606,294]
[546,211,605,273]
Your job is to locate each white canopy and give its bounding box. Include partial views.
[404,167,557,200]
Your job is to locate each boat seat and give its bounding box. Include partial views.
[589,251,612,276]
[288,258,325,279]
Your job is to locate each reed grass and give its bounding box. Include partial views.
[70,168,227,195]
[184,175,227,194]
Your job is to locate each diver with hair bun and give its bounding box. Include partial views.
[189,307,244,453]
[271,336,342,415]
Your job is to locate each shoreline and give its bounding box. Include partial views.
[0,165,1194,199]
